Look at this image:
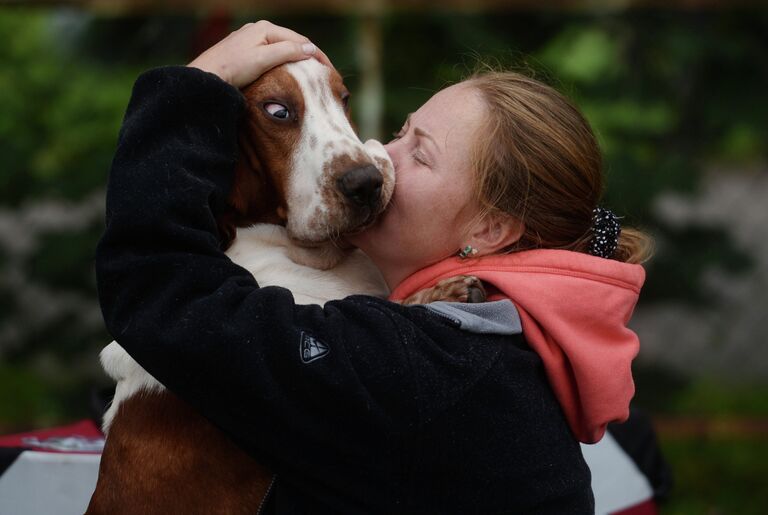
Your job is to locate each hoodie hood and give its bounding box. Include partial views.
[390,249,645,443]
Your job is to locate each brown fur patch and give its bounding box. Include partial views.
[401,276,488,305]
[218,66,306,249]
[86,391,272,514]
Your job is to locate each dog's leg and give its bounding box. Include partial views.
[87,390,273,515]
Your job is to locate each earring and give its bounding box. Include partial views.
[458,245,478,259]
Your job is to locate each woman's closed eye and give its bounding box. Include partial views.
[412,149,430,166]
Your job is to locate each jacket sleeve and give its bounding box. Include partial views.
[94,66,421,476]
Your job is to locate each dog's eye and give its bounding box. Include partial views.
[264,103,290,119]
[341,92,351,110]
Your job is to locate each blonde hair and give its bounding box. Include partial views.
[464,70,652,264]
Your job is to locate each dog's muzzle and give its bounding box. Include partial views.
[337,165,384,210]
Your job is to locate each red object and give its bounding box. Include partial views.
[614,499,659,515]
[0,419,103,454]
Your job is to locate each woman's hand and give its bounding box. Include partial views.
[188,20,332,89]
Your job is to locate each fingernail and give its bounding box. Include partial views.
[302,43,316,54]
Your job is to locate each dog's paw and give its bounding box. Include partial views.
[401,275,487,305]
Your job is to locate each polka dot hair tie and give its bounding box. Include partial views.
[589,207,621,259]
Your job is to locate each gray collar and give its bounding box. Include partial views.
[423,300,522,335]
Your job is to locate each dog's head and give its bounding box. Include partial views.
[218,58,394,254]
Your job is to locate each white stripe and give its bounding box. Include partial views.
[582,432,654,514]
[284,59,373,241]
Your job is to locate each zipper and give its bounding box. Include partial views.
[256,474,277,515]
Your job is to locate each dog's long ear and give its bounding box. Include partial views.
[216,159,245,251]
[215,201,240,252]
[216,133,280,250]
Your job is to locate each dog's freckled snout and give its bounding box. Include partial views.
[337,165,383,208]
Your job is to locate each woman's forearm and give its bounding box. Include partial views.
[96,65,246,355]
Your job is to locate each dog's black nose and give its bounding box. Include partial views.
[337,165,383,207]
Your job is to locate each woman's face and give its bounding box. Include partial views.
[347,83,487,288]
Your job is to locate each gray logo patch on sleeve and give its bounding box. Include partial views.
[300,331,330,363]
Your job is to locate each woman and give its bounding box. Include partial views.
[96,21,650,513]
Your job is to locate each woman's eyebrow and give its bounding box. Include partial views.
[403,113,440,153]
[414,127,439,153]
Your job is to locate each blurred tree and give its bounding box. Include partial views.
[0,10,140,429]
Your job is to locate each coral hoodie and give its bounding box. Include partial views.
[390,249,646,443]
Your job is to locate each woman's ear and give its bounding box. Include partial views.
[466,213,524,256]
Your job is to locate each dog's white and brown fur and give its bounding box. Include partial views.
[87,59,482,514]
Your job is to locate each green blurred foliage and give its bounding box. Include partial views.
[662,438,768,515]
[0,365,61,426]
[0,12,140,206]
[626,367,768,513]
[634,365,768,418]
[670,381,768,418]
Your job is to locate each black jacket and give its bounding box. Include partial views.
[94,66,594,514]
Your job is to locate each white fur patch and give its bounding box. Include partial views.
[228,224,388,304]
[283,59,394,241]
[100,340,164,433]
